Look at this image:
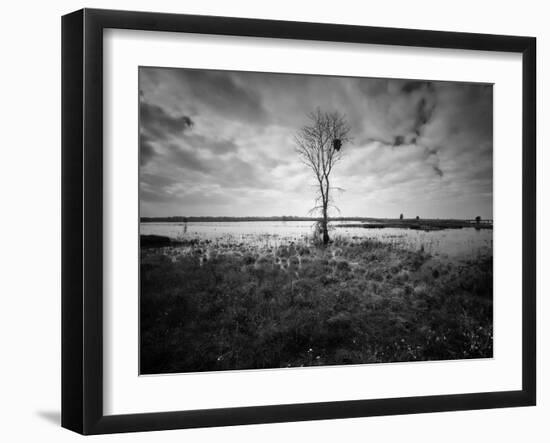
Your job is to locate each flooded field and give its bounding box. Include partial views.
[140,220,492,259]
[140,220,493,374]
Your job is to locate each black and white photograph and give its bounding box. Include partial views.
[139,67,493,375]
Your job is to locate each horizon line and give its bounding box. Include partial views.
[140,215,493,221]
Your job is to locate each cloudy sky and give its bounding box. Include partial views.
[139,67,493,219]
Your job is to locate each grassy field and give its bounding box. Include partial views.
[140,238,493,374]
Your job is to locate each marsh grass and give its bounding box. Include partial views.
[140,238,492,374]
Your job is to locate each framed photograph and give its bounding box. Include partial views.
[62,8,536,435]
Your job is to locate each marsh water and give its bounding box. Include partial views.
[140,220,492,259]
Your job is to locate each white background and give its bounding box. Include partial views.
[0,0,547,441]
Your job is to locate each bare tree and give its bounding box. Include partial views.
[295,108,351,245]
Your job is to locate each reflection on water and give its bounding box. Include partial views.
[140,221,492,259]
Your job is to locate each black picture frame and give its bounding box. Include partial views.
[62,8,536,435]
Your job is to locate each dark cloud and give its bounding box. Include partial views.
[432,164,443,178]
[158,68,267,124]
[414,97,436,135]
[140,133,156,166]
[355,78,437,149]
[393,135,405,146]
[356,78,390,97]
[183,70,264,115]
[140,101,193,140]
[401,80,433,94]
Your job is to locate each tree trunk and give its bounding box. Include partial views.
[322,205,330,245]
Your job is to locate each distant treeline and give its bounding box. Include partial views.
[141,216,492,224]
